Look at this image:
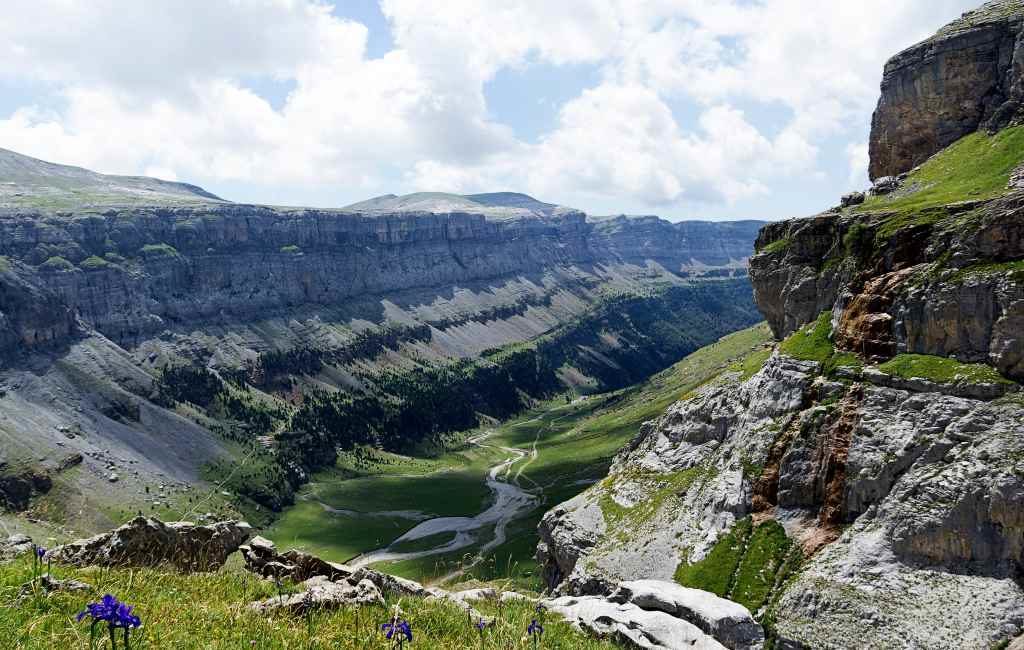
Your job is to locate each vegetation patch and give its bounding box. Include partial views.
[280,244,302,254]
[39,256,75,272]
[139,243,180,259]
[598,466,711,542]
[877,353,1014,386]
[860,126,1024,214]
[675,518,802,619]
[728,347,772,381]
[779,311,834,363]
[675,517,752,597]
[951,259,1024,283]
[0,555,617,649]
[759,238,790,255]
[78,255,111,270]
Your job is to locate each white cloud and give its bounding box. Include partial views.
[0,0,981,213]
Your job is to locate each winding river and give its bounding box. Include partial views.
[349,434,539,569]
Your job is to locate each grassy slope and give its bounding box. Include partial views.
[860,126,1024,215]
[0,555,617,649]
[268,323,773,589]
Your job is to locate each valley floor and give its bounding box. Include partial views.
[266,323,772,590]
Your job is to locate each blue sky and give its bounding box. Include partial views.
[0,0,980,221]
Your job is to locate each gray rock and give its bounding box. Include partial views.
[547,595,728,650]
[248,575,383,614]
[840,191,865,207]
[1,533,34,559]
[240,536,353,582]
[869,176,901,196]
[610,580,764,650]
[20,573,92,597]
[51,517,251,571]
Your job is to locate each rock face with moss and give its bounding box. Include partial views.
[540,4,1024,648]
[869,0,1024,179]
[751,127,1024,382]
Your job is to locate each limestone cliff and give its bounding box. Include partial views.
[0,148,764,535]
[869,0,1024,179]
[538,3,1024,648]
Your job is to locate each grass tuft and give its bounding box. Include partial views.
[877,353,1013,386]
[860,126,1024,215]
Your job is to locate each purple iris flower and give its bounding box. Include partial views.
[77,594,142,629]
[528,618,544,636]
[475,618,488,632]
[382,618,412,642]
[36,546,46,559]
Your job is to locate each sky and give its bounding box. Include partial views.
[0,0,981,221]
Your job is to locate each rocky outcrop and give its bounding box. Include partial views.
[51,517,252,571]
[539,345,1024,646]
[0,200,762,356]
[240,535,353,582]
[537,354,815,595]
[608,581,765,650]
[869,0,1024,179]
[0,533,34,559]
[248,575,384,614]
[544,580,764,650]
[547,595,729,650]
[750,193,1024,381]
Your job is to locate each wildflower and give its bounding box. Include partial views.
[528,618,544,649]
[31,544,47,582]
[474,618,488,648]
[381,616,413,648]
[77,594,142,649]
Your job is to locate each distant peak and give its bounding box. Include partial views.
[0,146,225,210]
[343,191,576,220]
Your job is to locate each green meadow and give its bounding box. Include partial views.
[267,323,773,590]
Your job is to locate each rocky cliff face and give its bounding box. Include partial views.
[0,202,761,357]
[869,0,1024,179]
[750,189,1024,381]
[0,148,765,536]
[539,3,1024,648]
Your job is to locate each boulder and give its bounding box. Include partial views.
[609,580,764,650]
[240,535,353,582]
[249,575,383,614]
[1,533,35,559]
[869,176,901,196]
[50,517,251,571]
[547,595,728,650]
[20,574,92,597]
[840,191,865,207]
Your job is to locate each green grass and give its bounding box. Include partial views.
[267,323,773,586]
[951,259,1024,283]
[39,256,74,272]
[877,353,1014,386]
[674,517,752,596]
[280,245,302,254]
[779,312,833,363]
[597,467,709,538]
[729,347,772,381]
[730,520,794,614]
[759,238,790,255]
[860,127,1024,215]
[0,555,618,649]
[79,255,111,270]
[139,243,180,259]
[674,518,800,618]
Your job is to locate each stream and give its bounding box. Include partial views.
[349,433,539,570]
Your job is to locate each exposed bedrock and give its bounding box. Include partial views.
[0,205,762,357]
[869,0,1024,179]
